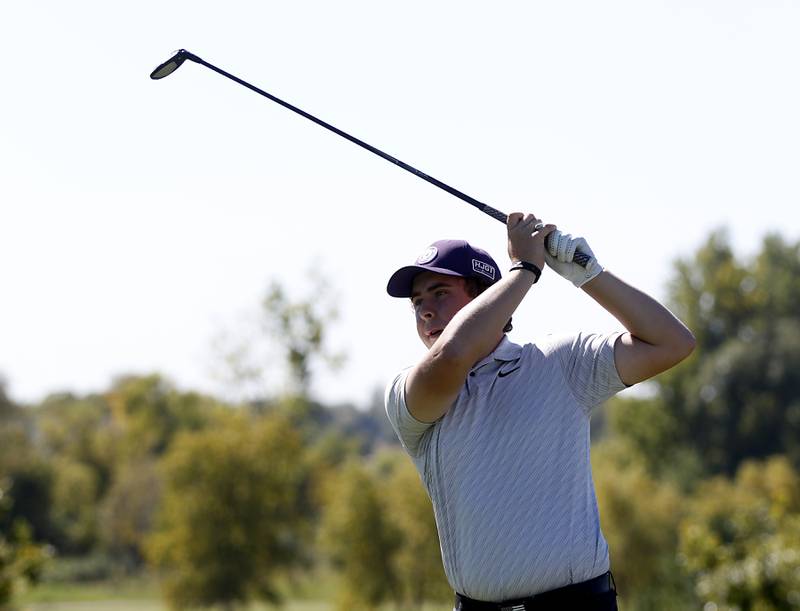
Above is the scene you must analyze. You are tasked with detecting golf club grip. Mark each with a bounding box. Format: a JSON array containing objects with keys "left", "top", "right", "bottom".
[{"left": 481, "top": 204, "right": 591, "bottom": 268}]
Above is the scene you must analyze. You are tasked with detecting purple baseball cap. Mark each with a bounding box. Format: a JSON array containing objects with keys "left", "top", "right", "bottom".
[{"left": 386, "top": 239, "right": 501, "bottom": 297}]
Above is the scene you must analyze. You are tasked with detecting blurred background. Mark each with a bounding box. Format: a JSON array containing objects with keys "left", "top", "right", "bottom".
[{"left": 2, "top": 1, "right": 799, "bottom": 609}]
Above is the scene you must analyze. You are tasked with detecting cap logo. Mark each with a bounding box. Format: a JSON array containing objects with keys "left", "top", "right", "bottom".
[
  {"left": 473, "top": 259, "right": 496, "bottom": 280},
  {"left": 416, "top": 246, "right": 438, "bottom": 265}
]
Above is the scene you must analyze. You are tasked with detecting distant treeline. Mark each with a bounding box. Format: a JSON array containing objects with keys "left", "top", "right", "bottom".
[{"left": 2, "top": 230, "right": 799, "bottom": 611}]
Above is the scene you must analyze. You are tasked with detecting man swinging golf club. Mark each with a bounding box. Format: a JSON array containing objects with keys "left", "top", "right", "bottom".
[
  {"left": 384, "top": 214, "right": 696, "bottom": 611},
  {"left": 149, "top": 54, "right": 694, "bottom": 607}
]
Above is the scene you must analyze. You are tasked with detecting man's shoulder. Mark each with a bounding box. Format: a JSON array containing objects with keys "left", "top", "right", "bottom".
[
  {"left": 506, "top": 334, "right": 561, "bottom": 358},
  {"left": 388, "top": 363, "right": 415, "bottom": 379},
  {"left": 526, "top": 331, "right": 616, "bottom": 355},
  {"left": 384, "top": 364, "right": 414, "bottom": 397},
  {"left": 511, "top": 332, "right": 614, "bottom": 370}
]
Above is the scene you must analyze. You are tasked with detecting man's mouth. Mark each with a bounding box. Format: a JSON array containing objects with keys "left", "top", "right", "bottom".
[{"left": 427, "top": 329, "right": 443, "bottom": 340}]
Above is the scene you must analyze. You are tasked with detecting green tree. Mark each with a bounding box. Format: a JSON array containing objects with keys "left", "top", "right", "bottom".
[
  {"left": 305, "top": 427, "right": 362, "bottom": 513},
  {"left": 379, "top": 450, "right": 452, "bottom": 609},
  {"left": 0, "top": 427, "right": 54, "bottom": 545},
  {"left": 33, "top": 393, "right": 115, "bottom": 554},
  {"left": 0, "top": 379, "right": 18, "bottom": 421},
  {"left": 614, "top": 231, "right": 800, "bottom": 477},
  {"left": 36, "top": 393, "right": 115, "bottom": 496},
  {"left": 216, "top": 273, "right": 343, "bottom": 402},
  {"left": 262, "top": 276, "right": 343, "bottom": 397},
  {"left": 319, "top": 460, "right": 401, "bottom": 611},
  {"left": 679, "top": 455, "right": 800, "bottom": 610},
  {"left": 147, "top": 412, "right": 311, "bottom": 609},
  {"left": 99, "top": 460, "right": 161, "bottom": 570},
  {"left": 0, "top": 479, "right": 51, "bottom": 608},
  {"left": 106, "top": 375, "right": 217, "bottom": 460},
  {"left": 48, "top": 457, "right": 100, "bottom": 554},
  {"left": 34, "top": 381, "right": 218, "bottom": 557},
  {"left": 592, "top": 440, "right": 698, "bottom": 610},
  {"left": 605, "top": 395, "right": 704, "bottom": 489}
]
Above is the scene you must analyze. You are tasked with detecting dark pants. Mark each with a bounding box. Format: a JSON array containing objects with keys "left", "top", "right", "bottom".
[{"left": 454, "top": 571, "right": 618, "bottom": 611}]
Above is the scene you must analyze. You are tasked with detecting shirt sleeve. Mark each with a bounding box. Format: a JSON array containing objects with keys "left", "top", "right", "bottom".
[
  {"left": 550, "top": 331, "right": 628, "bottom": 413},
  {"left": 384, "top": 368, "right": 438, "bottom": 457}
]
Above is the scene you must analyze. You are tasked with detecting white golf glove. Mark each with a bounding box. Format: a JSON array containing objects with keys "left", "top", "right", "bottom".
[{"left": 544, "top": 230, "right": 603, "bottom": 288}]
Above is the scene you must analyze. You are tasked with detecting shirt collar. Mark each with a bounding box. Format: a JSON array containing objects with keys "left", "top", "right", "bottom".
[{"left": 470, "top": 335, "right": 523, "bottom": 372}]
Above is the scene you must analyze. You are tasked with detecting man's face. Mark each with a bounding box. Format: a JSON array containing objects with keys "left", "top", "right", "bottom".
[{"left": 410, "top": 272, "right": 474, "bottom": 349}]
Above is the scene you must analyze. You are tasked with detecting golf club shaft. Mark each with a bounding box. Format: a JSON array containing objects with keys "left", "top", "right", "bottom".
[
  {"left": 175, "top": 51, "right": 590, "bottom": 267},
  {"left": 184, "top": 53, "right": 508, "bottom": 222}
]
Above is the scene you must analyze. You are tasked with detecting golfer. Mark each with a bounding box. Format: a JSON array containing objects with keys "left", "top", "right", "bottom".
[{"left": 384, "top": 213, "right": 695, "bottom": 611}]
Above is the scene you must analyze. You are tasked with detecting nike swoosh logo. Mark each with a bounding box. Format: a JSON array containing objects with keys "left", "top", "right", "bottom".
[{"left": 497, "top": 367, "right": 520, "bottom": 378}]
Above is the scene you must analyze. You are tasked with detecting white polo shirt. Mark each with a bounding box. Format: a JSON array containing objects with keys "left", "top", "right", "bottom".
[{"left": 384, "top": 332, "right": 627, "bottom": 602}]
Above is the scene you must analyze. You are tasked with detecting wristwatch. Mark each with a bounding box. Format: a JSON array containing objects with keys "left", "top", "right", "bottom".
[{"left": 509, "top": 260, "right": 542, "bottom": 283}]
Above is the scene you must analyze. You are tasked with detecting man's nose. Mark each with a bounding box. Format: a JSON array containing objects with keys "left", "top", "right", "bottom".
[{"left": 418, "top": 302, "right": 435, "bottom": 320}]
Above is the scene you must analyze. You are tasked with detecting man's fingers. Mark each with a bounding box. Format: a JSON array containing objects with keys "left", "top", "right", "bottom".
[
  {"left": 507, "top": 212, "right": 525, "bottom": 228},
  {"left": 539, "top": 224, "right": 557, "bottom": 239},
  {"left": 507, "top": 212, "right": 545, "bottom": 233},
  {"left": 547, "top": 229, "right": 561, "bottom": 256},
  {"left": 557, "top": 232, "right": 572, "bottom": 262},
  {"left": 565, "top": 236, "right": 578, "bottom": 262}
]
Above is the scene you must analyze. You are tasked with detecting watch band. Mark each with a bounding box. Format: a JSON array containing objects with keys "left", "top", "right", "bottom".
[{"left": 509, "top": 260, "right": 542, "bottom": 283}]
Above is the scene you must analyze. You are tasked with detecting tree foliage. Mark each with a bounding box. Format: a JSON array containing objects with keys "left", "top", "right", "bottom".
[
  {"left": 106, "top": 375, "right": 216, "bottom": 460},
  {"left": 262, "top": 276, "right": 343, "bottom": 397},
  {"left": 605, "top": 395, "right": 705, "bottom": 489},
  {"left": 0, "top": 479, "right": 51, "bottom": 607},
  {"left": 0, "top": 429, "right": 54, "bottom": 546},
  {"left": 592, "top": 440, "right": 698, "bottom": 610},
  {"left": 99, "top": 460, "right": 161, "bottom": 568},
  {"left": 36, "top": 394, "right": 115, "bottom": 494},
  {"left": 48, "top": 458, "right": 100, "bottom": 554},
  {"left": 613, "top": 231, "right": 800, "bottom": 477},
  {"left": 319, "top": 460, "right": 402, "bottom": 611},
  {"left": 216, "top": 272, "right": 344, "bottom": 401},
  {"left": 380, "top": 451, "right": 452, "bottom": 608},
  {"left": 146, "top": 412, "right": 311, "bottom": 609},
  {"left": 5, "top": 233, "right": 799, "bottom": 609},
  {"left": 679, "top": 456, "right": 800, "bottom": 610},
  {"left": 30, "top": 380, "right": 220, "bottom": 559}
]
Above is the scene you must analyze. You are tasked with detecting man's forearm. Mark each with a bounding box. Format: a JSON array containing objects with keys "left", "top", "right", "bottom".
[
  {"left": 580, "top": 270, "right": 695, "bottom": 384},
  {"left": 435, "top": 270, "right": 536, "bottom": 366},
  {"left": 581, "top": 271, "right": 693, "bottom": 348}
]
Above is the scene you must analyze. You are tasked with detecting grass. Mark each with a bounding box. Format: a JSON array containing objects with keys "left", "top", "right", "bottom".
[
  {"left": 17, "top": 576, "right": 160, "bottom": 603},
  {"left": 20, "top": 598, "right": 449, "bottom": 611},
  {"left": 20, "top": 602, "right": 334, "bottom": 611},
  {"left": 20, "top": 603, "right": 337, "bottom": 611},
  {"left": 15, "top": 572, "right": 452, "bottom": 611}
]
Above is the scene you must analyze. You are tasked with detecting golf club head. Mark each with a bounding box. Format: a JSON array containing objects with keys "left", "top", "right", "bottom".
[{"left": 150, "top": 50, "right": 191, "bottom": 80}]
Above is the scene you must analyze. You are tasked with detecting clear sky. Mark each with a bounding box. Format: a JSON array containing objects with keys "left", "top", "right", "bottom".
[{"left": 2, "top": 1, "right": 798, "bottom": 408}]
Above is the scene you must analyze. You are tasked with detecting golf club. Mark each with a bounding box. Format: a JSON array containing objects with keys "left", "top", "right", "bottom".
[{"left": 151, "top": 49, "right": 590, "bottom": 267}]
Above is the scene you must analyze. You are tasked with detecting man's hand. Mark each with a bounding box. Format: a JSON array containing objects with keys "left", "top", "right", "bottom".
[
  {"left": 506, "top": 212, "right": 556, "bottom": 270},
  {"left": 544, "top": 229, "right": 604, "bottom": 287}
]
